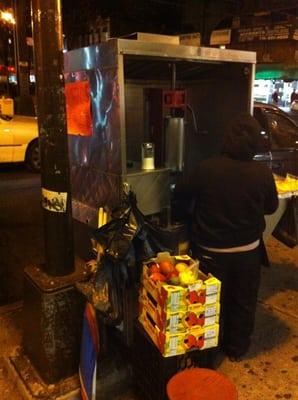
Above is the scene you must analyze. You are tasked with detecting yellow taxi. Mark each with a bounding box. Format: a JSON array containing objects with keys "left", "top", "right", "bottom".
[{"left": 0, "top": 114, "right": 39, "bottom": 171}]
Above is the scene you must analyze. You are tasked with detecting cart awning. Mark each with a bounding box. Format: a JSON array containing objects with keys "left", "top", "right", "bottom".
[{"left": 256, "top": 63, "right": 298, "bottom": 80}]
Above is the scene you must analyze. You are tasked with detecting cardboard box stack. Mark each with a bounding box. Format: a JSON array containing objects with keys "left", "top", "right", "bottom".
[{"left": 139, "top": 252, "right": 221, "bottom": 357}]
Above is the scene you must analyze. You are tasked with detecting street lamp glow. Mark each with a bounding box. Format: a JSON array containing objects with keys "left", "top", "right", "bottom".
[{"left": 0, "top": 10, "right": 16, "bottom": 25}]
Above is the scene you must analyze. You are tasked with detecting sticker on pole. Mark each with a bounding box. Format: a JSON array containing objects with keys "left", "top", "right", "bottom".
[{"left": 42, "top": 188, "right": 68, "bottom": 213}]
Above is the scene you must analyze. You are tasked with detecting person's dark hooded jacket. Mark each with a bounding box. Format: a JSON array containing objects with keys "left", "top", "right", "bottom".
[{"left": 175, "top": 113, "right": 279, "bottom": 248}]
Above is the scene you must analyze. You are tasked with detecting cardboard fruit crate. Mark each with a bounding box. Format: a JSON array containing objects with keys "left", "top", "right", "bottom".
[
  {"left": 139, "top": 310, "right": 219, "bottom": 357},
  {"left": 139, "top": 287, "right": 220, "bottom": 333},
  {"left": 142, "top": 253, "right": 221, "bottom": 313}
]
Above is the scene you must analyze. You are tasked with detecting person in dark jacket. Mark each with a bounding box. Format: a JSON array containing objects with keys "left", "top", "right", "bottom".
[
  {"left": 272, "top": 90, "right": 279, "bottom": 105},
  {"left": 174, "top": 113, "right": 278, "bottom": 361}
]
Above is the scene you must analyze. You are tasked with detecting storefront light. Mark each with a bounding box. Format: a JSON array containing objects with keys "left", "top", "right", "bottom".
[{"left": 0, "top": 10, "right": 16, "bottom": 25}]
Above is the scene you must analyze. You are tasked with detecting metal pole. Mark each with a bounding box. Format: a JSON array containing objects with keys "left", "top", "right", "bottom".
[
  {"left": 12, "top": 23, "right": 18, "bottom": 91},
  {"left": 31, "top": 0, "right": 74, "bottom": 276},
  {"left": 14, "top": 0, "right": 33, "bottom": 114},
  {"left": 171, "top": 62, "right": 176, "bottom": 90},
  {"left": 12, "top": 0, "right": 20, "bottom": 97}
]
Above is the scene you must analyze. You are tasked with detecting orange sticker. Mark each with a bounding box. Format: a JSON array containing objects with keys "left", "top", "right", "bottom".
[{"left": 65, "top": 80, "right": 92, "bottom": 136}]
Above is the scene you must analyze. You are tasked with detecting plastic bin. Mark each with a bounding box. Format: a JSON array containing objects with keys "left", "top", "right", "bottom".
[{"left": 131, "top": 321, "right": 216, "bottom": 400}]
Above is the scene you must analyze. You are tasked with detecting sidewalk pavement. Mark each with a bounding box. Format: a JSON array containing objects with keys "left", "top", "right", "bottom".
[
  {"left": 0, "top": 302, "right": 23, "bottom": 400},
  {"left": 0, "top": 237, "right": 297, "bottom": 400}
]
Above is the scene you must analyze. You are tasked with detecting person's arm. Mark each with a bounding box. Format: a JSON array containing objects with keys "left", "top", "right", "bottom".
[
  {"left": 172, "top": 166, "right": 201, "bottom": 221},
  {"left": 174, "top": 165, "right": 201, "bottom": 201},
  {"left": 263, "top": 169, "right": 279, "bottom": 215}
]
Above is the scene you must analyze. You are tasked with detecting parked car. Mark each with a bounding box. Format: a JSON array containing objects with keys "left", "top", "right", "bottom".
[
  {"left": 0, "top": 114, "right": 39, "bottom": 171},
  {"left": 253, "top": 102, "right": 298, "bottom": 176}
]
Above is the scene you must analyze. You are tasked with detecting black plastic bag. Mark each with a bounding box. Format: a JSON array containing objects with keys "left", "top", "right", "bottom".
[
  {"left": 92, "top": 191, "right": 170, "bottom": 263},
  {"left": 272, "top": 196, "right": 298, "bottom": 248},
  {"left": 78, "top": 191, "right": 174, "bottom": 325},
  {"left": 76, "top": 255, "right": 128, "bottom": 325},
  {"left": 92, "top": 206, "right": 139, "bottom": 261}
]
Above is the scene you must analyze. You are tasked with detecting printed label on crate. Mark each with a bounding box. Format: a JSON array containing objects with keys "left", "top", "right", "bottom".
[
  {"left": 205, "top": 315, "right": 216, "bottom": 326},
  {"left": 205, "top": 294, "right": 218, "bottom": 304},
  {"left": 169, "top": 314, "right": 180, "bottom": 330},
  {"left": 204, "top": 327, "right": 217, "bottom": 339},
  {"left": 206, "top": 283, "right": 218, "bottom": 295},
  {"left": 202, "top": 336, "right": 218, "bottom": 349},
  {"left": 205, "top": 304, "right": 217, "bottom": 317},
  {"left": 168, "top": 336, "right": 179, "bottom": 356},
  {"left": 170, "top": 291, "right": 181, "bottom": 310},
  {"left": 183, "top": 325, "right": 219, "bottom": 351}
]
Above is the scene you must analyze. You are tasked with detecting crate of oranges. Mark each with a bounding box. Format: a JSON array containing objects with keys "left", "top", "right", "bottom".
[{"left": 141, "top": 252, "right": 221, "bottom": 313}]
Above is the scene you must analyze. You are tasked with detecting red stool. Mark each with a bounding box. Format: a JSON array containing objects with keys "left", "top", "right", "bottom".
[{"left": 167, "top": 368, "right": 238, "bottom": 400}]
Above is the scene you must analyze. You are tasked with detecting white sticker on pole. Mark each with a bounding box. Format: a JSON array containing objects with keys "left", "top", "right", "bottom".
[{"left": 41, "top": 188, "right": 67, "bottom": 213}]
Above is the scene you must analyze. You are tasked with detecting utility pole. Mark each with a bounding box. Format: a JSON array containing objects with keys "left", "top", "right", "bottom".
[
  {"left": 32, "top": 0, "right": 74, "bottom": 277},
  {"left": 13, "top": 0, "right": 33, "bottom": 115},
  {"left": 21, "top": 0, "right": 85, "bottom": 386}
]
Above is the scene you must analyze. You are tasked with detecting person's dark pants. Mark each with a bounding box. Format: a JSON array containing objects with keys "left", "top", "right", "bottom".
[{"left": 194, "top": 246, "right": 261, "bottom": 358}]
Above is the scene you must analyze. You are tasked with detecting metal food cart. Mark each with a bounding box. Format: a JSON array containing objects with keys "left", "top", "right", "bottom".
[{"left": 63, "top": 36, "right": 256, "bottom": 245}]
